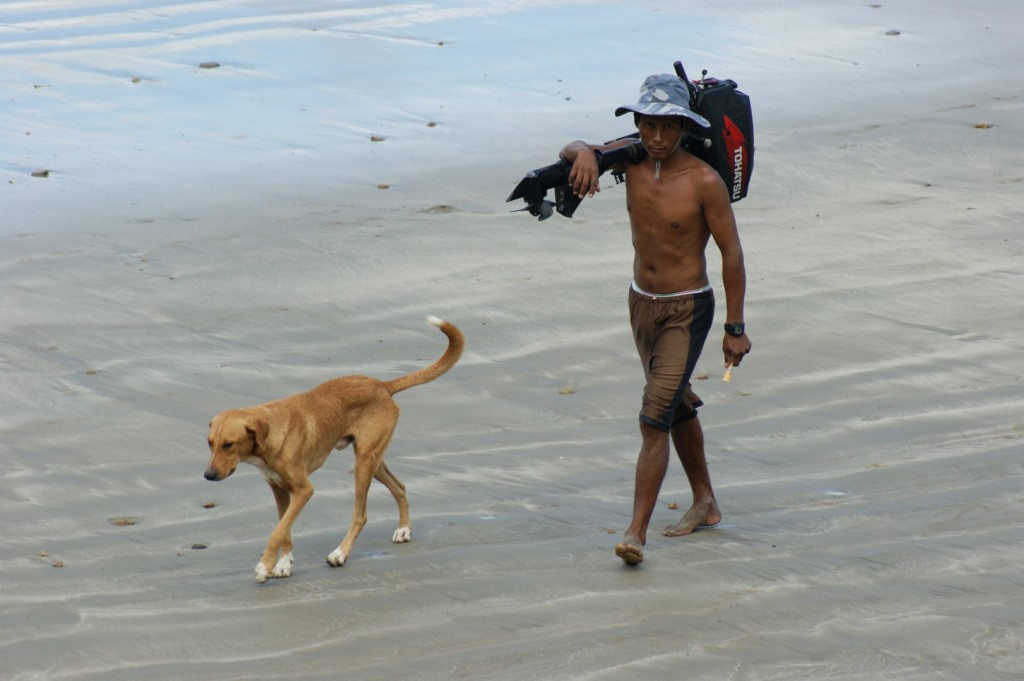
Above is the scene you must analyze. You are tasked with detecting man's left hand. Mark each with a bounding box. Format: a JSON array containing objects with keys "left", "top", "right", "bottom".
[{"left": 723, "top": 333, "right": 751, "bottom": 367}]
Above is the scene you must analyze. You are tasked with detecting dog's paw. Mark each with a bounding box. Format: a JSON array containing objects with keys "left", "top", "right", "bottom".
[
  {"left": 254, "top": 562, "right": 271, "bottom": 583},
  {"left": 392, "top": 527, "right": 412, "bottom": 543},
  {"left": 272, "top": 552, "right": 294, "bottom": 578},
  {"left": 326, "top": 548, "right": 347, "bottom": 567}
]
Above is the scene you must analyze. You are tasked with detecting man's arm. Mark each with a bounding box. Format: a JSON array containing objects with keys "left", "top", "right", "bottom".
[
  {"left": 702, "top": 169, "right": 752, "bottom": 367},
  {"left": 560, "top": 138, "right": 634, "bottom": 199}
]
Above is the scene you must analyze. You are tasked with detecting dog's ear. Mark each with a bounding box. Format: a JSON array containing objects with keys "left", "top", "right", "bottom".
[{"left": 245, "top": 416, "right": 270, "bottom": 454}]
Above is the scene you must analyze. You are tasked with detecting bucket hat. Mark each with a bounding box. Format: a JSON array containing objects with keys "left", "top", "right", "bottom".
[{"left": 615, "top": 73, "right": 710, "bottom": 128}]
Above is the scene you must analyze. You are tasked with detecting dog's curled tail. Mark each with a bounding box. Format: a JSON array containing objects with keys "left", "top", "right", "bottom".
[{"left": 385, "top": 316, "right": 464, "bottom": 395}]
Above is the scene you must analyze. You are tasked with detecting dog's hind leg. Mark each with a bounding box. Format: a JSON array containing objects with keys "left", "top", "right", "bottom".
[
  {"left": 326, "top": 414, "right": 397, "bottom": 568},
  {"left": 372, "top": 462, "right": 411, "bottom": 540},
  {"left": 374, "top": 461, "right": 411, "bottom": 543}
]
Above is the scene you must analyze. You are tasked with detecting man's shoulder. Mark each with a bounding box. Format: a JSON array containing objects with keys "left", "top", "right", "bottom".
[
  {"left": 680, "top": 152, "right": 730, "bottom": 192},
  {"left": 679, "top": 149, "right": 716, "bottom": 173}
]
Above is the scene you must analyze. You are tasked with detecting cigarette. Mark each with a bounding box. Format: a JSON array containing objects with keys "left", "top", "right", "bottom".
[{"left": 723, "top": 362, "right": 733, "bottom": 383}]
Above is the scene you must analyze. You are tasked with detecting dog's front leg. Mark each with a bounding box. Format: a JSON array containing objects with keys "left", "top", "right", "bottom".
[
  {"left": 256, "top": 482, "right": 312, "bottom": 583},
  {"left": 265, "top": 483, "right": 295, "bottom": 580}
]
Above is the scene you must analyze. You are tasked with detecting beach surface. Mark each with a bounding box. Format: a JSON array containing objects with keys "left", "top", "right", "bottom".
[{"left": 2, "top": 1, "right": 1023, "bottom": 679}]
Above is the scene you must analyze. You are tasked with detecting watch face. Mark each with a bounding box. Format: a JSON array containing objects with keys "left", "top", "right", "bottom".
[{"left": 726, "top": 323, "right": 744, "bottom": 336}]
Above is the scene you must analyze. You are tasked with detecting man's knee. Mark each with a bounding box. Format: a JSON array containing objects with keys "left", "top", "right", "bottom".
[{"left": 639, "top": 421, "right": 671, "bottom": 446}]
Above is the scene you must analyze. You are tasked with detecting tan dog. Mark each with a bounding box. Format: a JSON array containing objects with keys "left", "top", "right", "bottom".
[{"left": 204, "top": 316, "right": 463, "bottom": 583}]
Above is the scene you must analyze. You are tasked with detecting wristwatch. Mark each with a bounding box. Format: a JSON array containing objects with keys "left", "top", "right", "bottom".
[{"left": 724, "top": 322, "right": 746, "bottom": 337}]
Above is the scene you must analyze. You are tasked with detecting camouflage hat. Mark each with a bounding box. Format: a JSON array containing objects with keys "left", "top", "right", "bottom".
[{"left": 615, "top": 73, "right": 710, "bottom": 128}]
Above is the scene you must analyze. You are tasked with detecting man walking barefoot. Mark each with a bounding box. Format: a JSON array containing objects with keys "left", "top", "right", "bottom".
[{"left": 559, "top": 74, "right": 751, "bottom": 565}]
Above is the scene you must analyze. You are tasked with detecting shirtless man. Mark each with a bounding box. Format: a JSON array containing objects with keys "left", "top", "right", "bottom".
[{"left": 559, "top": 74, "right": 752, "bottom": 565}]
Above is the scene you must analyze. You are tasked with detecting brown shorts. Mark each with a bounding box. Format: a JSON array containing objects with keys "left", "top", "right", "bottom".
[{"left": 628, "top": 283, "right": 715, "bottom": 431}]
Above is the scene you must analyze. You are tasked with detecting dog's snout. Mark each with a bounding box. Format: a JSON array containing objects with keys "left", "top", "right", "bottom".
[{"left": 204, "top": 467, "right": 220, "bottom": 481}]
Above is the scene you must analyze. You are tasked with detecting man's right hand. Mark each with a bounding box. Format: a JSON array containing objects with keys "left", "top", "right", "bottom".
[{"left": 562, "top": 143, "right": 601, "bottom": 199}]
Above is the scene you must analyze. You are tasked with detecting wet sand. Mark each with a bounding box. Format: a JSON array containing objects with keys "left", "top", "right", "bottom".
[{"left": 2, "top": 1, "right": 1023, "bottom": 679}]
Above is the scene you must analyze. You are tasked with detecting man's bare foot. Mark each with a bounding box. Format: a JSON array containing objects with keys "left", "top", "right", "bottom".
[
  {"left": 615, "top": 541, "right": 644, "bottom": 565},
  {"left": 663, "top": 498, "right": 721, "bottom": 537}
]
